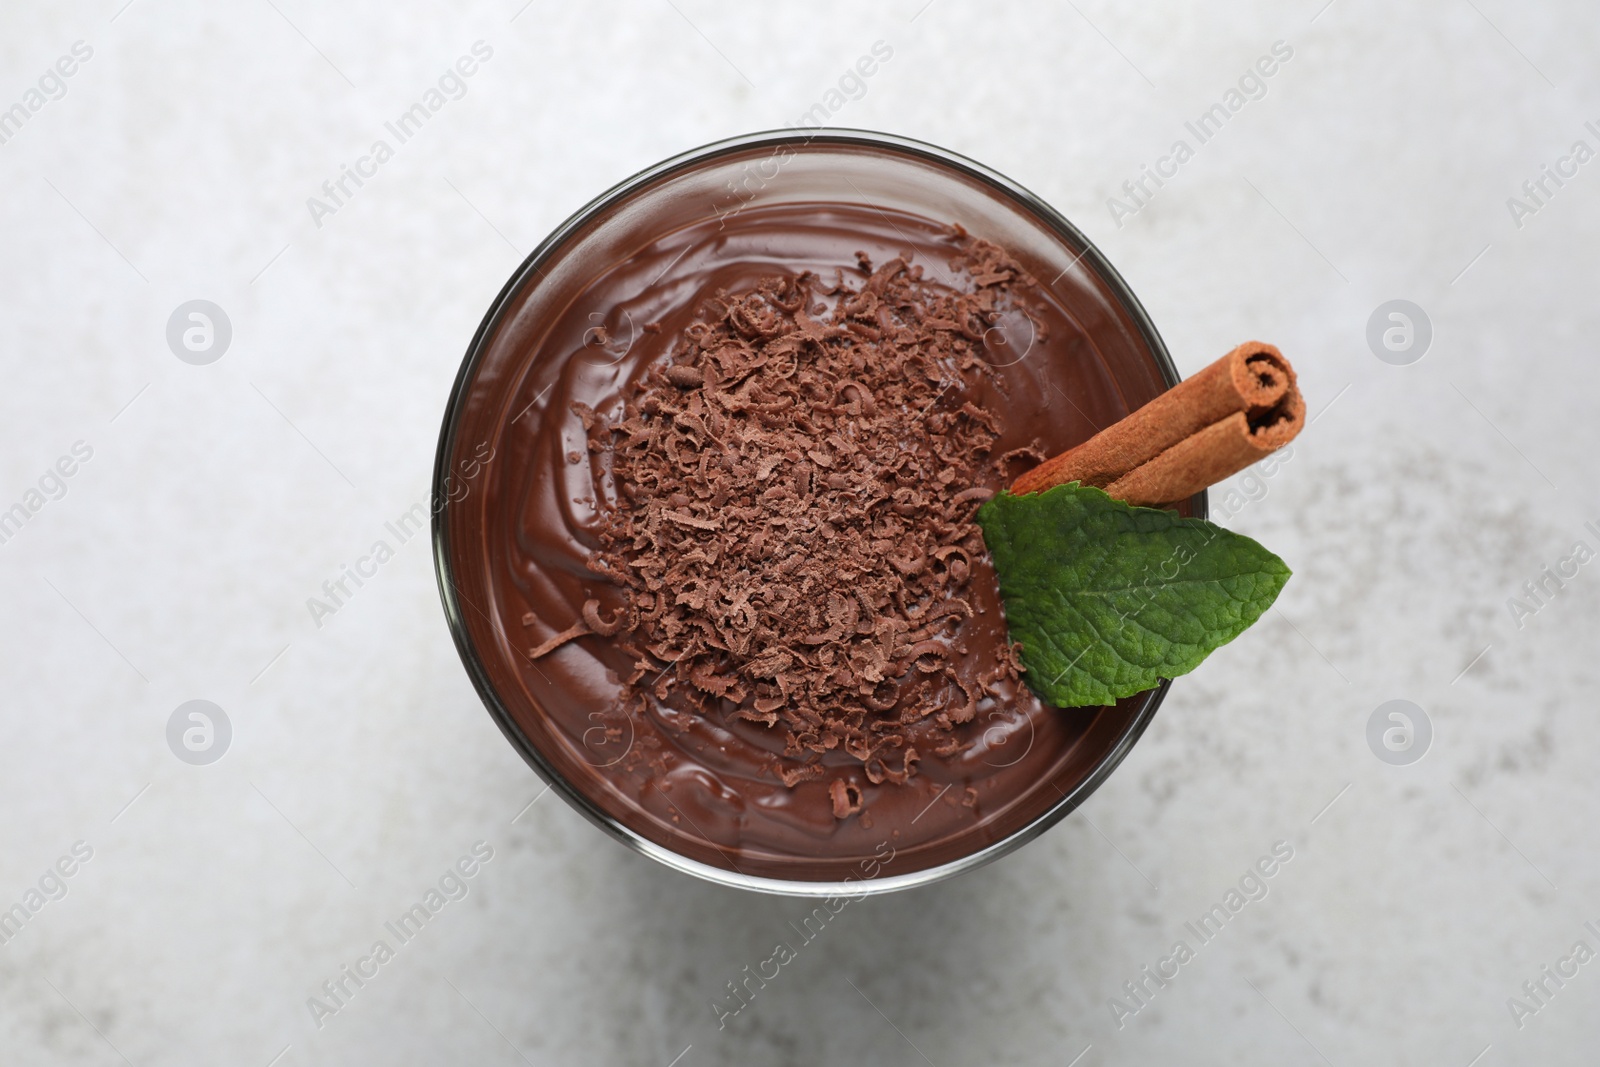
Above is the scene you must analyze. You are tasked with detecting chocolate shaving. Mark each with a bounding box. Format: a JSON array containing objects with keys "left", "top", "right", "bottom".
[
  {"left": 528, "top": 618, "right": 591, "bottom": 659},
  {"left": 581, "top": 598, "right": 630, "bottom": 637},
  {"left": 830, "top": 779, "right": 865, "bottom": 819},
  {"left": 585, "top": 239, "right": 1030, "bottom": 793}
]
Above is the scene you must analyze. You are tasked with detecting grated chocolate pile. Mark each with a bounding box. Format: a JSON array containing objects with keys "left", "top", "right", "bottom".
[{"left": 573, "top": 239, "right": 1037, "bottom": 796}]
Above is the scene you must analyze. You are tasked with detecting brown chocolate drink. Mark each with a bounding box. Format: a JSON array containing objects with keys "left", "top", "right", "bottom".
[
  {"left": 441, "top": 197, "right": 1184, "bottom": 883},
  {"left": 436, "top": 134, "right": 1191, "bottom": 888}
]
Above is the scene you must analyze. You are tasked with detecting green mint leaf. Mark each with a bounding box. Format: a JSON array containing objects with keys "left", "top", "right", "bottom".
[{"left": 976, "top": 484, "right": 1290, "bottom": 707}]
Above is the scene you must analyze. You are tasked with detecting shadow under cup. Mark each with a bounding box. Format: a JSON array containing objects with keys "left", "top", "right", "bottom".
[{"left": 433, "top": 130, "right": 1200, "bottom": 896}]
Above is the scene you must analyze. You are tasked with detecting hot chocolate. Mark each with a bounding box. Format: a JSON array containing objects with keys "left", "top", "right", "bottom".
[{"left": 440, "top": 189, "right": 1187, "bottom": 883}]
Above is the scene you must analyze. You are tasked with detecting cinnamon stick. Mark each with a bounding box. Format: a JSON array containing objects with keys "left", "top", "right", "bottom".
[{"left": 1012, "top": 341, "right": 1303, "bottom": 507}]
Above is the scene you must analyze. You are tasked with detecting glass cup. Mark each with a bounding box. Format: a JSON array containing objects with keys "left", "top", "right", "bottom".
[{"left": 432, "top": 129, "right": 1202, "bottom": 896}]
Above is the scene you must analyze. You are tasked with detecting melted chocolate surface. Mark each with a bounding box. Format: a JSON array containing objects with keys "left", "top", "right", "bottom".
[{"left": 445, "top": 198, "right": 1179, "bottom": 882}]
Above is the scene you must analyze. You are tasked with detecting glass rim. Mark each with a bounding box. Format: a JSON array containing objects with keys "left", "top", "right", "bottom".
[{"left": 431, "top": 127, "right": 1205, "bottom": 897}]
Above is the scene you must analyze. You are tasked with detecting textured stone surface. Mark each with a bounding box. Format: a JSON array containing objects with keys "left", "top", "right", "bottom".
[{"left": 1, "top": 1, "right": 1596, "bottom": 1064}]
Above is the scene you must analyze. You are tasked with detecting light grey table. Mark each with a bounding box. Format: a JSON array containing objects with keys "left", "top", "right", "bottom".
[{"left": 2, "top": 2, "right": 1596, "bottom": 1064}]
